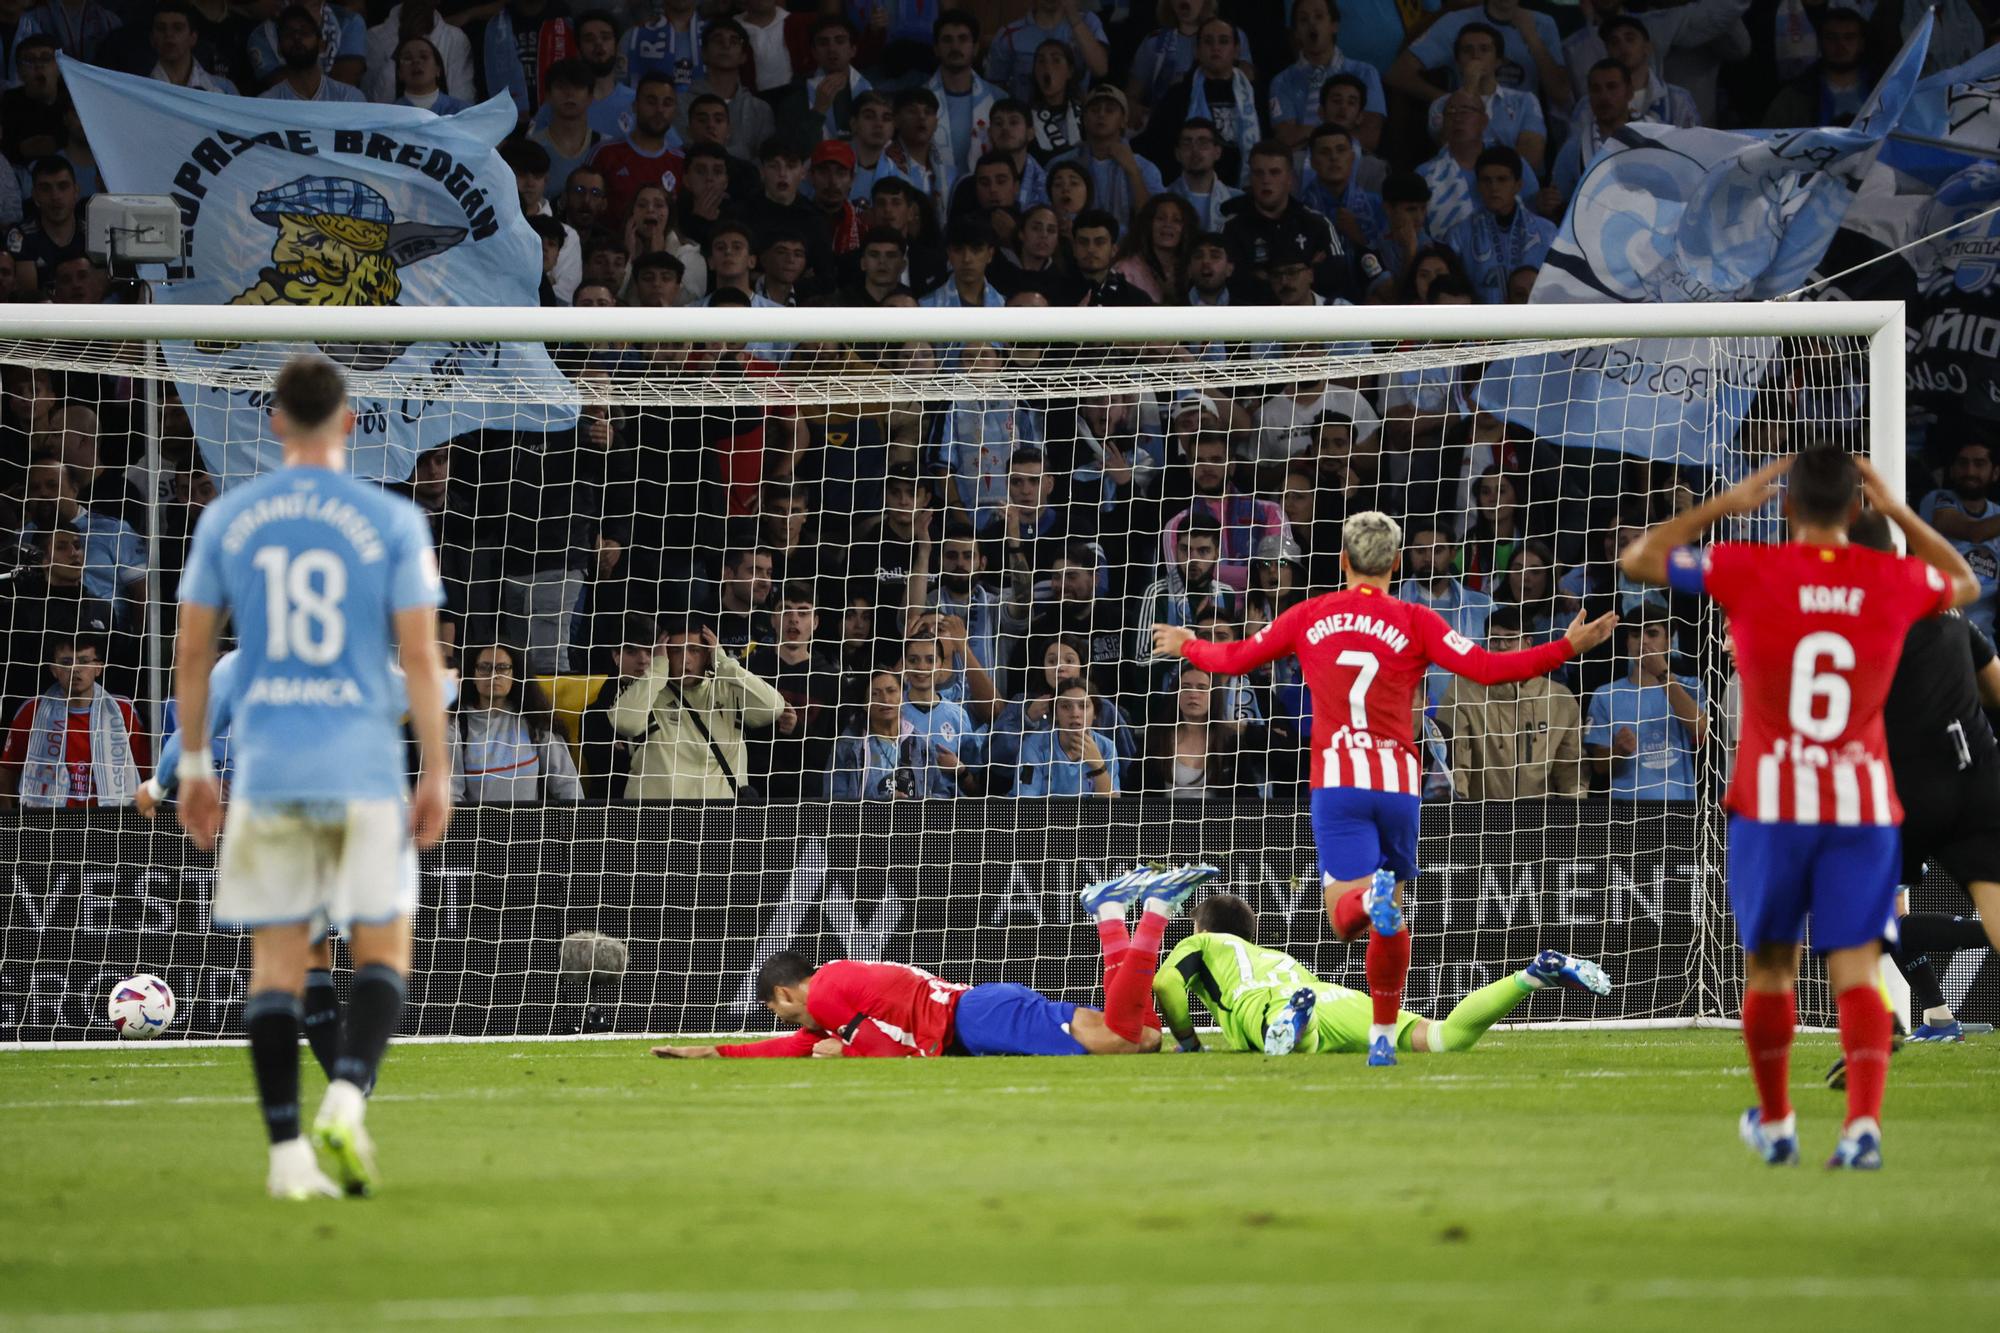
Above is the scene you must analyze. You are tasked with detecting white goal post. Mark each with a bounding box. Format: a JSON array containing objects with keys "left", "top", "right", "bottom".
[{"left": 0, "top": 299, "right": 1906, "bottom": 1045}]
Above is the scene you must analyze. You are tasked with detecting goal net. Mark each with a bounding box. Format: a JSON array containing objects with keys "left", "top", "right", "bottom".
[{"left": 0, "top": 301, "right": 1913, "bottom": 1044}]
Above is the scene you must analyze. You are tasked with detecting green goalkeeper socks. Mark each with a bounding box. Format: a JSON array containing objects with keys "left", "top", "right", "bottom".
[{"left": 1434, "top": 972, "right": 1537, "bottom": 1053}]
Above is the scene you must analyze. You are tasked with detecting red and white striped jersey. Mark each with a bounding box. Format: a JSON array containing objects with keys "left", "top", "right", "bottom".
[
  {"left": 1181, "top": 585, "right": 1574, "bottom": 792},
  {"left": 1668, "top": 542, "right": 1952, "bottom": 826}
]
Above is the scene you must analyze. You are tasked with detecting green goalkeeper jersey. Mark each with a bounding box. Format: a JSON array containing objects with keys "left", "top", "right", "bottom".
[{"left": 1157, "top": 932, "right": 1376, "bottom": 1053}]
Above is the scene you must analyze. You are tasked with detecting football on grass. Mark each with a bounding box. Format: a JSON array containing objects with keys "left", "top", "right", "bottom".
[{"left": 107, "top": 975, "right": 175, "bottom": 1039}]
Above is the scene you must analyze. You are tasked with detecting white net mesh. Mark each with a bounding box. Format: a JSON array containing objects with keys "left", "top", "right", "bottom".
[{"left": 0, "top": 308, "right": 1889, "bottom": 1041}]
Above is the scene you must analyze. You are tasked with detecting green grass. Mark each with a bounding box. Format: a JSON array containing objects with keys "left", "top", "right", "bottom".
[{"left": 2, "top": 1031, "right": 1996, "bottom": 1332}]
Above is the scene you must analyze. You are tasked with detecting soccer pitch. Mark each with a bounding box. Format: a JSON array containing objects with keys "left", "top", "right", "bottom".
[{"left": 2, "top": 1032, "right": 1995, "bottom": 1331}]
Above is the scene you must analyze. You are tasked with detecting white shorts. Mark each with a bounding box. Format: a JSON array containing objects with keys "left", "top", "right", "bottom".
[{"left": 212, "top": 799, "right": 418, "bottom": 932}]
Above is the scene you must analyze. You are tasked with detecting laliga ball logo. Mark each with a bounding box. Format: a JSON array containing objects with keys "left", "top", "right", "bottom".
[{"left": 107, "top": 974, "right": 176, "bottom": 1039}]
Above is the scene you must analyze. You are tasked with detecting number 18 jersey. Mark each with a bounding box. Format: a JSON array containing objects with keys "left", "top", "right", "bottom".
[
  {"left": 179, "top": 465, "right": 442, "bottom": 803},
  {"left": 1669, "top": 542, "right": 1951, "bottom": 825}
]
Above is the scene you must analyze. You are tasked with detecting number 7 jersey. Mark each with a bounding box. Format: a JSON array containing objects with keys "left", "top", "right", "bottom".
[
  {"left": 179, "top": 465, "right": 442, "bottom": 804},
  {"left": 1181, "top": 584, "right": 1575, "bottom": 791},
  {"left": 1669, "top": 542, "right": 1952, "bottom": 825}
]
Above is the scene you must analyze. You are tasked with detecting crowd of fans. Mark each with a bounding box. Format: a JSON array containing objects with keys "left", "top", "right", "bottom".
[{"left": 0, "top": 0, "right": 1995, "bottom": 809}]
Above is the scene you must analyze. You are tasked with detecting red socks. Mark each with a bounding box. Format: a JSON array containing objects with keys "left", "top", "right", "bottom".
[
  {"left": 1103, "top": 910, "right": 1168, "bottom": 1043},
  {"left": 1329, "top": 887, "right": 1369, "bottom": 942},
  {"left": 1366, "top": 925, "right": 1410, "bottom": 1027},
  {"left": 1741, "top": 988, "right": 1796, "bottom": 1123},
  {"left": 1096, "top": 917, "right": 1129, "bottom": 957},
  {"left": 1835, "top": 985, "right": 1892, "bottom": 1129}
]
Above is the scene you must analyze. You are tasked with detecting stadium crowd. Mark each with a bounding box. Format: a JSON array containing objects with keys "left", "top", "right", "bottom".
[{"left": 0, "top": 0, "right": 1995, "bottom": 809}]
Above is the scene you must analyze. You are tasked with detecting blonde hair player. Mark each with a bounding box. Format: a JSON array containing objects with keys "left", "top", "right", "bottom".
[{"left": 1153, "top": 511, "right": 1615, "bottom": 1066}]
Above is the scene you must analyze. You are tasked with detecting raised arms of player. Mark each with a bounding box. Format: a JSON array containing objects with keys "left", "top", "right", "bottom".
[
  {"left": 1621, "top": 456, "right": 1980, "bottom": 608},
  {"left": 1417, "top": 606, "right": 1616, "bottom": 683},
  {"left": 1853, "top": 460, "right": 1981, "bottom": 607},
  {"left": 1620, "top": 457, "right": 1788, "bottom": 586}
]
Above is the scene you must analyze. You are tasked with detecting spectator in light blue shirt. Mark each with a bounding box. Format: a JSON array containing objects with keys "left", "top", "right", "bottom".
[
  {"left": 1128, "top": 1, "right": 1254, "bottom": 122},
  {"left": 621, "top": 0, "right": 704, "bottom": 96},
  {"left": 257, "top": 6, "right": 367, "bottom": 103},
  {"left": 21, "top": 459, "right": 146, "bottom": 612},
  {"left": 1267, "top": 0, "right": 1386, "bottom": 156},
  {"left": 984, "top": 0, "right": 1109, "bottom": 101},
  {"left": 1301, "top": 124, "right": 1387, "bottom": 258},
  {"left": 1392, "top": 0, "right": 1565, "bottom": 103},
  {"left": 1051, "top": 86, "right": 1164, "bottom": 231},
  {"left": 390, "top": 35, "right": 471, "bottom": 115},
  {"left": 1016, "top": 682, "right": 1118, "bottom": 797},
  {"left": 1398, "top": 523, "right": 1493, "bottom": 708},
  {"left": 828, "top": 669, "right": 920, "bottom": 801},
  {"left": 1421, "top": 22, "right": 1546, "bottom": 176},
  {"left": 1585, "top": 619, "right": 1708, "bottom": 801},
  {"left": 1444, "top": 146, "right": 1555, "bottom": 305},
  {"left": 248, "top": 0, "right": 365, "bottom": 90},
  {"left": 1418, "top": 89, "right": 1539, "bottom": 236},
  {"left": 901, "top": 638, "right": 981, "bottom": 798}
]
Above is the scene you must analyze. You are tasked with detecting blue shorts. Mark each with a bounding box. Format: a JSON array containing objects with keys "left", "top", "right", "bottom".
[
  {"left": 950, "top": 983, "right": 1088, "bottom": 1057},
  {"left": 1726, "top": 816, "right": 1901, "bottom": 954},
  {"left": 1311, "top": 786, "right": 1421, "bottom": 884}
]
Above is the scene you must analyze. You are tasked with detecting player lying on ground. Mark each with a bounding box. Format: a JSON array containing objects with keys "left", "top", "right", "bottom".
[
  {"left": 175, "top": 356, "right": 453, "bottom": 1200},
  {"left": 652, "top": 864, "right": 1218, "bottom": 1058},
  {"left": 1623, "top": 447, "right": 1979, "bottom": 1170},
  {"left": 1851, "top": 511, "right": 2000, "bottom": 1043},
  {"left": 1152, "top": 510, "right": 1617, "bottom": 1068},
  {"left": 1153, "top": 892, "right": 1612, "bottom": 1057}
]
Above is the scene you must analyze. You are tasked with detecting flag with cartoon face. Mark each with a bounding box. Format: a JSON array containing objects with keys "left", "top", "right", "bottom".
[{"left": 62, "top": 59, "right": 576, "bottom": 488}]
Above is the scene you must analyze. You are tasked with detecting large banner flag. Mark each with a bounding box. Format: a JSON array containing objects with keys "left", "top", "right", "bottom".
[
  {"left": 1475, "top": 15, "right": 1933, "bottom": 467},
  {"left": 1806, "top": 43, "right": 2000, "bottom": 432},
  {"left": 63, "top": 59, "right": 575, "bottom": 487}
]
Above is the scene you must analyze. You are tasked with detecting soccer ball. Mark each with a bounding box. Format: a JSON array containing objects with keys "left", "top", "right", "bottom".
[{"left": 107, "top": 974, "right": 175, "bottom": 1039}]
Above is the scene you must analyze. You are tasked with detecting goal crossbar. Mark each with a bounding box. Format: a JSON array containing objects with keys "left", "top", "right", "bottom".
[{"left": 4, "top": 299, "right": 1909, "bottom": 345}]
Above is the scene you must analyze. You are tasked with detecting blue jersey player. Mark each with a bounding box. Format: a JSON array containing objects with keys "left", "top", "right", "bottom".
[
  {"left": 175, "top": 356, "right": 452, "bottom": 1201},
  {"left": 142, "top": 651, "right": 449, "bottom": 1093}
]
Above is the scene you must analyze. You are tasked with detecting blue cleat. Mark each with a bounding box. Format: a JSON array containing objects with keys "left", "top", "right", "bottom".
[
  {"left": 1263, "top": 987, "right": 1317, "bottom": 1056},
  {"left": 1527, "top": 949, "right": 1613, "bottom": 997},
  {"left": 1366, "top": 1034, "right": 1398, "bottom": 1067},
  {"left": 1908, "top": 1020, "right": 1965, "bottom": 1043},
  {"left": 1080, "top": 868, "right": 1147, "bottom": 914},
  {"left": 1826, "top": 1118, "right": 1883, "bottom": 1170},
  {"left": 1363, "top": 869, "right": 1403, "bottom": 935},
  {"left": 1081, "top": 863, "right": 1220, "bottom": 917},
  {"left": 1739, "top": 1108, "right": 1800, "bottom": 1165}
]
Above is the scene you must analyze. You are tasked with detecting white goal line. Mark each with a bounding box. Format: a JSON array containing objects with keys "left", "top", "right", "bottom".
[{"left": 1, "top": 1017, "right": 1792, "bottom": 1054}]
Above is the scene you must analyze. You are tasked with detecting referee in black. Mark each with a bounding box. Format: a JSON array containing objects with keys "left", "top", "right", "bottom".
[{"left": 1852, "top": 511, "right": 2000, "bottom": 1041}]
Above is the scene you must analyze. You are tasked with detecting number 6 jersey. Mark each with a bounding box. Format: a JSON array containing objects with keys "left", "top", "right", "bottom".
[
  {"left": 1668, "top": 542, "right": 1952, "bottom": 825},
  {"left": 1181, "top": 584, "right": 1575, "bottom": 791},
  {"left": 179, "top": 465, "right": 442, "bottom": 803}
]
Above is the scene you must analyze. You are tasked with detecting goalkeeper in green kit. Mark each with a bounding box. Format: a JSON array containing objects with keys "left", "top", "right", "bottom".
[{"left": 1156, "top": 894, "right": 1613, "bottom": 1056}]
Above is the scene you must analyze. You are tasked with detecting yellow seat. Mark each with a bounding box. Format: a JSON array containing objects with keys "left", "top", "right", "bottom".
[{"left": 537, "top": 674, "right": 606, "bottom": 771}]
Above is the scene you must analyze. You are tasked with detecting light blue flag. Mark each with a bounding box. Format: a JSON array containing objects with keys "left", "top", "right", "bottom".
[
  {"left": 62, "top": 59, "right": 575, "bottom": 488},
  {"left": 1896, "top": 39, "right": 2000, "bottom": 146},
  {"left": 1475, "top": 16, "right": 1933, "bottom": 465}
]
